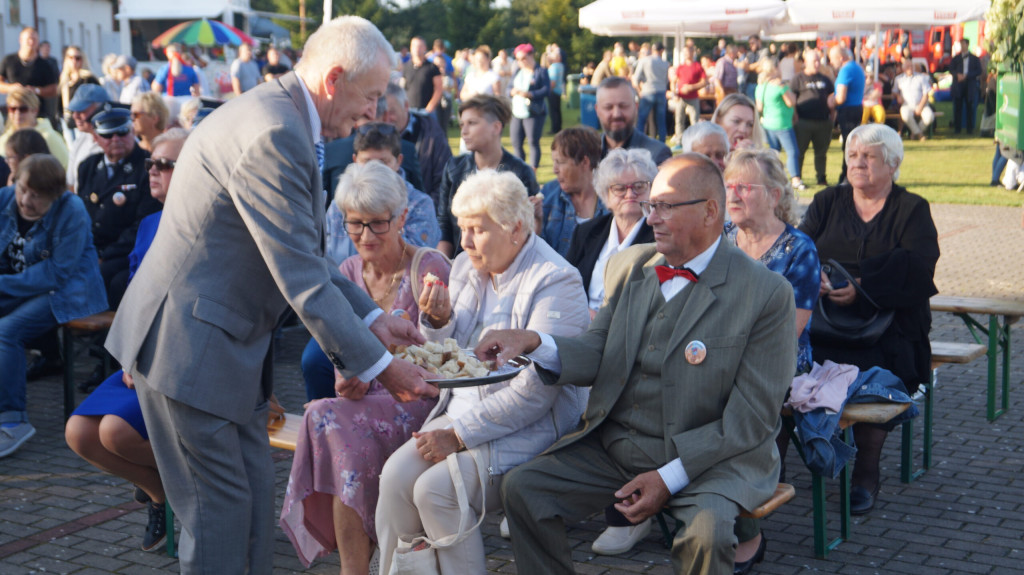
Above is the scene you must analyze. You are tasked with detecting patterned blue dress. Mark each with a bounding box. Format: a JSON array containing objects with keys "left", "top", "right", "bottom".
[{"left": 726, "top": 222, "right": 819, "bottom": 373}]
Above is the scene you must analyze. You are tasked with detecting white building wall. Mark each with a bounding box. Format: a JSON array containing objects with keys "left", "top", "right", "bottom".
[{"left": 2, "top": 0, "right": 115, "bottom": 62}]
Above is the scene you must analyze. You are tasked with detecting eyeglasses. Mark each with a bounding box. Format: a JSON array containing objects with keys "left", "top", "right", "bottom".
[
  {"left": 607, "top": 181, "right": 651, "bottom": 197},
  {"left": 97, "top": 129, "right": 132, "bottom": 139},
  {"left": 145, "top": 158, "right": 176, "bottom": 172},
  {"left": 355, "top": 123, "right": 397, "bottom": 137},
  {"left": 7, "top": 106, "right": 30, "bottom": 114},
  {"left": 69, "top": 54, "right": 83, "bottom": 61},
  {"left": 725, "top": 183, "right": 767, "bottom": 198},
  {"left": 343, "top": 216, "right": 394, "bottom": 235},
  {"left": 640, "top": 198, "right": 708, "bottom": 219}
]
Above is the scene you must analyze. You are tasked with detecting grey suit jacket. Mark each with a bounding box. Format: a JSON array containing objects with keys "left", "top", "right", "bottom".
[
  {"left": 106, "top": 72, "right": 385, "bottom": 424},
  {"left": 544, "top": 239, "right": 795, "bottom": 511}
]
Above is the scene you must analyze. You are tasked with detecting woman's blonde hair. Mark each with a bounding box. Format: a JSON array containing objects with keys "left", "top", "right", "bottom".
[
  {"left": 5, "top": 87, "right": 39, "bottom": 132},
  {"left": 723, "top": 148, "right": 799, "bottom": 225},
  {"left": 133, "top": 92, "right": 170, "bottom": 131},
  {"left": 451, "top": 170, "right": 533, "bottom": 233}
]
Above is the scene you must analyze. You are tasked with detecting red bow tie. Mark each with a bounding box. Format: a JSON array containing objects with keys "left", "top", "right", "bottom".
[{"left": 655, "top": 265, "right": 699, "bottom": 284}]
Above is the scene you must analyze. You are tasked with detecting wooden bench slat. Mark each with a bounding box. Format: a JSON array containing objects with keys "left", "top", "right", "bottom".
[
  {"left": 268, "top": 412, "right": 301, "bottom": 451},
  {"left": 739, "top": 483, "right": 795, "bottom": 519},
  {"left": 64, "top": 311, "right": 116, "bottom": 331},
  {"left": 931, "top": 341, "right": 987, "bottom": 366},
  {"left": 930, "top": 296, "right": 1024, "bottom": 318}
]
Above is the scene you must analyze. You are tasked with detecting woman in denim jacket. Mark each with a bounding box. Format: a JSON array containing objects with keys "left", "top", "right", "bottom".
[{"left": 0, "top": 154, "right": 107, "bottom": 458}]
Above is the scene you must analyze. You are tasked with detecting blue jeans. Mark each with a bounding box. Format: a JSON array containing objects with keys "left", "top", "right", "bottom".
[
  {"left": 510, "top": 115, "right": 546, "bottom": 169},
  {"left": 764, "top": 127, "right": 802, "bottom": 179},
  {"left": 637, "top": 92, "right": 668, "bottom": 142},
  {"left": 301, "top": 336, "right": 336, "bottom": 402},
  {"left": 993, "top": 147, "right": 1008, "bottom": 184},
  {"left": 0, "top": 294, "right": 57, "bottom": 419}
]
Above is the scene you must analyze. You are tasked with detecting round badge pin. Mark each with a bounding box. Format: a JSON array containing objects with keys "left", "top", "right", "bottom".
[
  {"left": 684, "top": 340, "right": 707, "bottom": 365},
  {"left": 90, "top": 193, "right": 99, "bottom": 204}
]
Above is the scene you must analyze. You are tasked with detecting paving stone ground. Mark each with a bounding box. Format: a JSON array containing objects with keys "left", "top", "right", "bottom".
[{"left": 2, "top": 202, "right": 1022, "bottom": 574}]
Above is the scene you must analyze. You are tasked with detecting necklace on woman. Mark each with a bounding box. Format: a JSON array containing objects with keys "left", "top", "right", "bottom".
[{"left": 363, "top": 242, "right": 408, "bottom": 310}]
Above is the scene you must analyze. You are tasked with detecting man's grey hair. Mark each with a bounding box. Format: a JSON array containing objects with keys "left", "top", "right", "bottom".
[
  {"left": 377, "top": 82, "right": 407, "bottom": 117},
  {"left": 593, "top": 148, "right": 658, "bottom": 204},
  {"left": 335, "top": 160, "right": 409, "bottom": 216},
  {"left": 846, "top": 123, "right": 904, "bottom": 181},
  {"left": 681, "top": 122, "right": 729, "bottom": 155},
  {"left": 295, "top": 16, "right": 396, "bottom": 80},
  {"left": 597, "top": 76, "right": 636, "bottom": 99}
]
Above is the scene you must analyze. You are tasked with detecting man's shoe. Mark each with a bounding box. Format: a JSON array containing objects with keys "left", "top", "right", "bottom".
[
  {"left": 591, "top": 519, "right": 651, "bottom": 555},
  {"left": 816, "top": 177, "right": 828, "bottom": 186},
  {"left": 0, "top": 423, "right": 36, "bottom": 458},
  {"left": 733, "top": 533, "right": 766, "bottom": 575},
  {"left": 141, "top": 501, "right": 167, "bottom": 551},
  {"left": 26, "top": 354, "right": 64, "bottom": 381},
  {"left": 499, "top": 516, "right": 510, "bottom": 539},
  {"left": 850, "top": 485, "right": 879, "bottom": 516}
]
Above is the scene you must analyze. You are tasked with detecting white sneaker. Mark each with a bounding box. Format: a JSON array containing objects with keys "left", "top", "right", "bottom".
[
  {"left": 591, "top": 519, "right": 652, "bottom": 555},
  {"left": 0, "top": 422, "right": 35, "bottom": 458},
  {"left": 369, "top": 545, "right": 380, "bottom": 575},
  {"left": 499, "top": 516, "right": 510, "bottom": 539}
]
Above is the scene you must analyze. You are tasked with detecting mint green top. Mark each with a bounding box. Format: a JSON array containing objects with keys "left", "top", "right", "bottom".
[{"left": 755, "top": 81, "right": 794, "bottom": 131}]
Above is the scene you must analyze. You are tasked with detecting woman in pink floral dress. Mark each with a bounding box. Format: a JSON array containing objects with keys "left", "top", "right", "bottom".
[{"left": 280, "top": 162, "right": 450, "bottom": 573}]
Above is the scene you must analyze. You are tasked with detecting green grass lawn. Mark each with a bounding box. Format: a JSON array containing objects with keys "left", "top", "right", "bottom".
[{"left": 445, "top": 100, "right": 1021, "bottom": 207}]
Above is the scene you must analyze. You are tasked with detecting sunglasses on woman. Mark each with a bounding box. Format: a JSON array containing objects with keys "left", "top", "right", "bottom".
[
  {"left": 145, "top": 158, "right": 176, "bottom": 172},
  {"left": 7, "top": 106, "right": 30, "bottom": 114}
]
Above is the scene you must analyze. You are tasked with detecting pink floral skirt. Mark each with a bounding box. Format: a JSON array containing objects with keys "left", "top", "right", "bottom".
[{"left": 279, "top": 382, "right": 437, "bottom": 567}]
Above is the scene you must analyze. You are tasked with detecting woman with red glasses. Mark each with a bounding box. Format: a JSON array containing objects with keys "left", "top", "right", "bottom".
[
  {"left": 0, "top": 87, "right": 68, "bottom": 169},
  {"left": 66, "top": 127, "right": 189, "bottom": 553}
]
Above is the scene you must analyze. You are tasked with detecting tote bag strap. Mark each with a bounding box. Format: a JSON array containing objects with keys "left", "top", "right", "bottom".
[
  {"left": 407, "top": 448, "right": 490, "bottom": 550},
  {"left": 825, "top": 258, "right": 883, "bottom": 310}
]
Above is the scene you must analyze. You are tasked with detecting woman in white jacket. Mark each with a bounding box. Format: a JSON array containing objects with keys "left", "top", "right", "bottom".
[{"left": 376, "top": 169, "right": 590, "bottom": 574}]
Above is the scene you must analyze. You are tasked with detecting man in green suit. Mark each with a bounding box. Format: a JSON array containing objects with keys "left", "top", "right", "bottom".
[{"left": 476, "top": 153, "right": 796, "bottom": 574}]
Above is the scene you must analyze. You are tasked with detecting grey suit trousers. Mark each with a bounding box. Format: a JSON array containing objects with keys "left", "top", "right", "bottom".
[
  {"left": 501, "top": 433, "right": 740, "bottom": 575},
  {"left": 135, "top": 368, "right": 274, "bottom": 575}
]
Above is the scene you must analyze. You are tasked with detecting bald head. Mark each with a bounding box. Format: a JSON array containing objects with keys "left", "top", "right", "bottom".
[{"left": 647, "top": 154, "right": 725, "bottom": 266}]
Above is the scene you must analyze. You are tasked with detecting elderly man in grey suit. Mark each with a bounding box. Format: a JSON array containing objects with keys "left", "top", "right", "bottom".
[
  {"left": 105, "top": 17, "right": 437, "bottom": 574},
  {"left": 476, "top": 154, "right": 795, "bottom": 575}
]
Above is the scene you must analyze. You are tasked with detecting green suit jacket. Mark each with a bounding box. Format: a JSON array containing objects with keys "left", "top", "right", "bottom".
[{"left": 544, "top": 238, "right": 796, "bottom": 511}]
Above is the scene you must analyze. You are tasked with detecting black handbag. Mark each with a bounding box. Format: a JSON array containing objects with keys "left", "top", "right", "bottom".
[{"left": 810, "top": 259, "right": 894, "bottom": 348}]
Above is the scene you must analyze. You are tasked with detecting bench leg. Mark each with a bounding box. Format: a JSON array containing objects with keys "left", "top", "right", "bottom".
[
  {"left": 62, "top": 328, "right": 75, "bottom": 422},
  {"left": 655, "top": 510, "right": 679, "bottom": 549},
  {"left": 900, "top": 377, "right": 933, "bottom": 483},
  {"left": 783, "top": 415, "right": 846, "bottom": 558},
  {"left": 999, "top": 316, "right": 1011, "bottom": 420}
]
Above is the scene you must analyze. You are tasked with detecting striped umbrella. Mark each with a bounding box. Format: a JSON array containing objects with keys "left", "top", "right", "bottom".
[{"left": 151, "top": 19, "right": 256, "bottom": 48}]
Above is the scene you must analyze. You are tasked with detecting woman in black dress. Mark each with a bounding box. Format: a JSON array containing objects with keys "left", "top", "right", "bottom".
[{"left": 798, "top": 123, "right": 939, "bottom": 515}]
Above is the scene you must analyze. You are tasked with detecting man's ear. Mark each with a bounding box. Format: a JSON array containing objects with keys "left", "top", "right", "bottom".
[{"left": 324, "top": 65, "right": 345, "bottom": 98}]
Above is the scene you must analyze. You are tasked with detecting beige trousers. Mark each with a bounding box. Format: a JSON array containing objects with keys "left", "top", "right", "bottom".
[{"left": 376, "top": 415, "right": 501, "bottom": 575}]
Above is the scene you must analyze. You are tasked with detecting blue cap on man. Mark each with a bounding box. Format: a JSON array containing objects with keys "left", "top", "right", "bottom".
[{"left": 67, "top": 84, "right": 111, "bottom": 113}]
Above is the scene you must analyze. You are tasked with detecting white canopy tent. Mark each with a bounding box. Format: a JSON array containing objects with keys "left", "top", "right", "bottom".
[{"left": 578, "top": 0, "right": 788, "bottom": 63}]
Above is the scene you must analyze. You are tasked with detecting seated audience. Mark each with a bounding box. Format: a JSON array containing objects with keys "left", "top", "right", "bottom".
[
  {"left": 0, "top": 154, "right": 107, "bottom": 458},
  {"left": 323, "top": 115, "right": 424, "bottom": 202},
  {"left": 64, "top": 128, "right": 188, "bottom": 551},
  {"left": 378, "top": 82, "right": 452, "bottom": 204},
  {"left": 77, "top": 107, "right": 160, "bottom": 311},
  {"left": 0, "top": 87, "right": 68, "bottom": 170},
  {"left": 478, "top": 154, "right": 796, "bottom": 575},
  {"left": 566, "top": 148, "right": 656, "bottom": 321},
  {"left": 324, "top": 122, "right": 440, "bottom": 265},
  {"left": 712, "top": 92, "right": 763, "bottom": 151},
  {"left": 595, "top": 77, "right": 672, "bottom": 164},
  {"left": 540, "top": 126, "right": 606, "bottom": 257},
  {"left": 799, "top": 123, "right": 938, "bottom": 515},
  {"left": 130, "top": 92, "right": 169, "bottom": 152},
  {"left": 261, "top": 46, "right": 291, "bottom": 82},
  {"left": 376, "top": 170, "right": 590, "bottom": 575},
  {"left": 893, "top": 59, "right": 934, "bottom": 142},
  {"left": 64, "top": 85, "right": 108, "bottom": 192},
  {"left": 282, "top": 161, "right": 451, "bottom": 573},
  {"left": 680, "top": 121, "right": 730, "bottom": 171},
  {"left": 436, "top": 95, "right": 538, "bottom": 258},
  {"left": 723, "top": 148, "right": 820, "bottom": 572}
]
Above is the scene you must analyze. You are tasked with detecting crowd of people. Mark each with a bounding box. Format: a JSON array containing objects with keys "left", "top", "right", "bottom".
[{"left": 0, "top": 17, "right": 948, "bottom": 575}]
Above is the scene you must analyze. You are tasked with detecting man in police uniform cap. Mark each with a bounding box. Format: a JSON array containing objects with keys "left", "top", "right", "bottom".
[{"left": 77, "top": 106, "right": 160, "bottom": 310}]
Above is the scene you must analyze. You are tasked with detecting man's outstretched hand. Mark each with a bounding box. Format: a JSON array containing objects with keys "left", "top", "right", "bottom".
[
  {"left": 369, "top": 312, "right": 426, "bottom": 349},
  {"left": 473, "top": 329, "right": 541, "bottom": 368}
]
